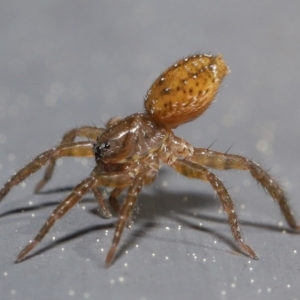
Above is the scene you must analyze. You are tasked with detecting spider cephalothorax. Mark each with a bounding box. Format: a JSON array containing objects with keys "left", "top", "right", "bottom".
[{"left": 0, "top": 54, "right": 299, "bottom": 267}]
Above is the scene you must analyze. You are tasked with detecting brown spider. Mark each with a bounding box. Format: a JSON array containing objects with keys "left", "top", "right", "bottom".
[{"left": 0, "top": 54, "right": 299, "bottom": 267}]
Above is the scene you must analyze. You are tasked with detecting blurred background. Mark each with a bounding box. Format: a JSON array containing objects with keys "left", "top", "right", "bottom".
[{"left": 0, "top": 1, "right": 300, "bottom": 300}]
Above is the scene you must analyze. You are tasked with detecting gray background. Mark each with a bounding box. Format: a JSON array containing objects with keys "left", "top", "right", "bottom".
[{"left": 0, "top": 1, "right": 300, "bottom": 300}]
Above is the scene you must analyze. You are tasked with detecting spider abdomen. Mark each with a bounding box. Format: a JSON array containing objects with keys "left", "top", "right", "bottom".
[{"left": 144, "top": 54, "right": 229, "bottom": 129}]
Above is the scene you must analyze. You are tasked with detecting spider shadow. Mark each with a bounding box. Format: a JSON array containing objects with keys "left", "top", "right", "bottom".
[
  {"left": 1, "top": 181, "right": 297, "bottom": 264},
  {"left": 19, "top": 223, "right": 116, "bottom": 263}
]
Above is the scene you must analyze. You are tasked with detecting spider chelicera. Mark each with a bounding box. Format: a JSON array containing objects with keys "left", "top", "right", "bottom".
[{"left": 0, "top": 54, "right": 299, "bottom": 267}]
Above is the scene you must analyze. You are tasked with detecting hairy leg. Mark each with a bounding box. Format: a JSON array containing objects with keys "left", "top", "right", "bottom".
[
  {"left": 16, "top": 176, "right": 97, "bottom": 262},
  {"left": 171, "top": 159, "right": 257, "bottom": 259},
  {"left": 16, "top": 171, "right": 135, "bottom": 262},
  {"left": 92, "top": 187, "right": 128, "bottom": 220},
  {"left": 0, "top": 141, "right": 94, "bottom": 202},
  {"left": 188, "top": 148, "right": 300, "bottom": 230},
  {"left": 91, "top": 187, "right": 112, "bottom": 219},
  {"left": 105, "top": 167, "right": 158, "bottom": 267},
  {"left": 35, "top": 126, "right": 104, "bottom": 192},
  {"left": 105, "top": 177, "right": 144, "bottom": 267},
  {"left": 109, "top": 188, "right": 123, "bottom": 213},
  {"left": 60, "top": 126, "right": 105, "bottom": 143}
]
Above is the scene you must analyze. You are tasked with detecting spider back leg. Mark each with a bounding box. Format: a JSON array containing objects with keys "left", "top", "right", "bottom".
[
  {"left": 189, "top": 148, "right": 300, "bottom": 231},
  {"left": 171, "top": 159, "right": 258, "bottom": 259},
  {"left": 108, "top": 188, "right": 123, "bottom": 213}
]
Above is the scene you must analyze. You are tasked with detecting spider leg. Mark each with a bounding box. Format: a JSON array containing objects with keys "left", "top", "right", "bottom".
[
  {"left": 188, "top": 148, "right": 300, "bottom": 231},
  {"left": 16, "top": 176, "right": 97, "bottom": 262},
  {"left": 104, "top": 177, "right": 143, "bottom": 267},
  {"left": 109, "top": 188, "right": 123, "bottom": 213},
  {"left": 105, "top": 168, "right": 158, "bottom": 267},
  {"left": 60, "top": 126, "right": 104, "bottom": 143},
  {"left": 0, "top": 141, "right": 93, "bottom": 202},
  {"left": 91, "top": 187, "right": 112, "bottom": 219},
  {"left": 16, "top": 171, "right": 135, "bottom": 262},
  {"left": 90, "top": 186, "right": 127, "bottom": 221},
  {"left": 35, "top": 126, "right": 104, "bottom": 192},
  {"left": 108, "top": 187, "right": 135, "bottom": 228},
  {"left": 171, "top": 159, "right": 257, "bottom": 259}
]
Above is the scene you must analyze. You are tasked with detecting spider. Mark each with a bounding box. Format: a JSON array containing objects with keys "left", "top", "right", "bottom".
[{"left": 0, "top": 54, "right": 299, "bottom": 267}]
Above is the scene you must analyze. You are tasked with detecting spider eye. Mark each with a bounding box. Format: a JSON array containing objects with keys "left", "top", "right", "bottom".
[
  {"left": 93, "top": 142, "right": 110, "bottom": 158},
  {"left": 103, "top": 142, "right": 110, "bottom": 149}
]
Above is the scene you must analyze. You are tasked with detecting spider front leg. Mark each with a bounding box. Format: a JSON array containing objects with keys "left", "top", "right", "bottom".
[
  {"left": 91, "top": 187, "right": 112, "bottom": 219},
  {"left": 172, "top": 159, "right": 257, "bottom": 259},
  {"left": 188, "top": 148, "right": 300, "bottom": 231},
  {"left": 108, "top": 188, "right": 124, "bottom": 213},
  {"left": 16, "top": 171, "right": 135, "bottom": 262},
  {"left": 16, "top": 176, "right": 97, "bottom": 262},
  {"left": 105, "top": 168, "right": 158, "bottom": 267},
  {"left": 105, "top": 178, "right": 142, "bottom": 267},
  {"left": 35, "top": 126, "right": 104, "bottom": 192},
  {"left": 0, "top": 141, "right": 94, "bottom": 202},
  {"left": 90, "top": 186, "right": 128, "bottom": 222}
]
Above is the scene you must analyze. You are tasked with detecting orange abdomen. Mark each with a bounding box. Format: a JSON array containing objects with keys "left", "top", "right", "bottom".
[{"left": 144, "top": 54, "right": 229, "bottom": 129}]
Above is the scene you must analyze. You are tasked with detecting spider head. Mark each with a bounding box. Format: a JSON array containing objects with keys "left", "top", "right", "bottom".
[
  {"left": 93, "top": 113, "right": 168, "bottom": 165},
  {"left": 93, "top": 141, "right": 111, "bottom": 160}
]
